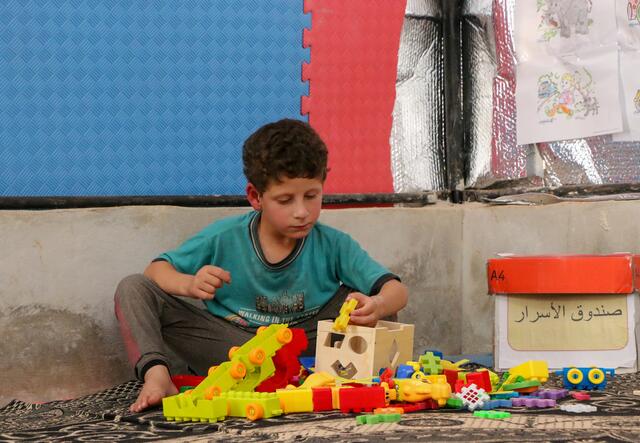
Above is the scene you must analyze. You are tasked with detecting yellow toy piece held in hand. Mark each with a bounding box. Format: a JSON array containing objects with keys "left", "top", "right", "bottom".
[{"left": 333, "top": 299, "right": 358, "bottom": 332}]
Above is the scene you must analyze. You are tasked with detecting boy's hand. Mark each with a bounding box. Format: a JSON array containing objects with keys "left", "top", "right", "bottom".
[
  {"left": 187, "top": 265, "right": 231, "bottom": 300},
  {"left": 347, "top": 292, "right": 384, "bottom": 327}
]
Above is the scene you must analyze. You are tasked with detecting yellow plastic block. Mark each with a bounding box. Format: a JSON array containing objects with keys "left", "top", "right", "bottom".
[
  {"left": 509, "top": 360, "right": 549, "bottom": 383},
  {"left": 277, "top": 388, "right": 314, "bottom": 413},
  {"left": 429, "top": 381, "right": 452, "bottom": 407},
  {"left": 425, "top": 374, "right": 447, "bottom": 385},
  {"left": 333, "top": 299, "right": 358, "bottom": 332},
  {"left": 298, "top": 371, "right": 336, "bottom": 389},
  {"left": 395, "top": 379, "right": 431, "bottom": 403}
]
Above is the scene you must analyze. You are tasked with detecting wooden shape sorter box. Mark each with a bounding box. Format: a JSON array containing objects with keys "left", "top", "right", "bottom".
[{"left": 315, "top": 320, "right": 414, "bottom": 380}]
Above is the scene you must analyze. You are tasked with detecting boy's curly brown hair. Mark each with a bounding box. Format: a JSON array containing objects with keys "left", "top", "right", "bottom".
[{"left": 243, "top": 119, "right": 328, "bottom": 193}]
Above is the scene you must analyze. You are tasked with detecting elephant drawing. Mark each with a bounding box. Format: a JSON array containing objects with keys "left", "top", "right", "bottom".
[{"left": 547, "top": 0, "right": 591, "bottom": 38}]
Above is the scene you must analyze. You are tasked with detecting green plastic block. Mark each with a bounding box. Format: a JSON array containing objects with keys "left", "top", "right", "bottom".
[
  {"left": 189, "top": 324, "right": 290, "bottom": 399},
  {"left": 356, "top": 413, "right": 402, "bottom": 425},
  {"left": 162, "top": 393, "right": 227, "bottom": 423},
  {"left": 474, "top": 410, "right": 511, "bottom": 419},
  {"left": 446, "top": 397, "right": 464, "bottom": 409},
  {"left": 501, "top": 379, "right": 540, "bottom": 391},
  {"left": 419, "top": 352, "right": 442, "bottom": 375},
  {"left": 222, "top": 391, "right": 283, "bottom": 420}
]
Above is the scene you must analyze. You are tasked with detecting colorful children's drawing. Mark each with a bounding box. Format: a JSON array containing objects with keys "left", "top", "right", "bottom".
[
  {"left": 628, "top": 0, "right": 640, "bottom": 24},
  {"left": 537, "top": 69, "right": 599, "bottom": 121},
  {"left": 538, "top": 0, "right": 593, "bottom": 41}
]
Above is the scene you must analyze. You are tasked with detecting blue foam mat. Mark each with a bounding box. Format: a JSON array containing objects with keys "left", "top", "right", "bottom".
[{"left": 0, "top": 0, "right": 309, "bottom": 196}]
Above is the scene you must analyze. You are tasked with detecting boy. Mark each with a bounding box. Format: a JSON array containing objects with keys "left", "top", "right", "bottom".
[{"left": 114, "top": 119, "right": 408, "bottom": 412}]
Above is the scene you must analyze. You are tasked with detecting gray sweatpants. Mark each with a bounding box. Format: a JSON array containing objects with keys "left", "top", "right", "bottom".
[{"left": 113, "top": 274, "right": 347, "bottom": 380}]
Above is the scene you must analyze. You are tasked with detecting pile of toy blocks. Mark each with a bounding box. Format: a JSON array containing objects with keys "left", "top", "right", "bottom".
[{"left": 161, "top": 303, "right": 615, "bottom": 423}]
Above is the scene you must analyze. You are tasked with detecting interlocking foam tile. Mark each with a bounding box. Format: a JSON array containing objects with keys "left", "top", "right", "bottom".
[
  {"left": 0, "top": 1, "right": 309, "bottom": 196},
  {"left": 302, "top": 0, "right": 405, "bottom": 193}
]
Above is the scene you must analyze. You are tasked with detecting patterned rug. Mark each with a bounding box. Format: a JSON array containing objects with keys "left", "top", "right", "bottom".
[{"left": 2, "top": 373, "right": 640, "bottom": 442}]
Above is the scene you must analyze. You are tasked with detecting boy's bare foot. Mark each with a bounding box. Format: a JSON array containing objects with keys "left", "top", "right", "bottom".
[{"left": 130, "top": 364, "right": 178, "bottom": 413}]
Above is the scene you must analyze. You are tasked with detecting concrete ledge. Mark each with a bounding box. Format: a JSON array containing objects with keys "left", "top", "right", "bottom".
[
  {"left": 3, "top": 200, "right": 640, "bottom": 404},
  {"left": 0, "top": 204, "right": 461, "bottom": 405}
]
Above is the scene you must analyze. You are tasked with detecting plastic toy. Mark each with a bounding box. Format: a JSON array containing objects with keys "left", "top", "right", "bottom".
[
  {"left": 171, "top": 374, "right": 205, "bottom": 391},
  {"left": 418, "top": 351, "right": 442, "bottom": 375},
  {"left": 339, "top": 385, "right": 387, "bottom": 413},
  {"left": 479, "top": 399, "right": 513, "bottom": 410},
  {"left": 511, "top": 397, "right": 555, "bottom": 408},
  {"left": 501, "top": 379, "right": 541, "bottom": 394},
  {"left": 395, "top": 400, "right": 436, "bottom": 412},
  {"left": 560, "top": 403, "right": 597, "bottom": 413},
  {"left": 507, "top": 360, "right": 549, "bottom": 383},
  {"left": 222, "top": 391, "right": 283, "bottom": 421},
  {"left": 571, "top": 391, "right": 591, "bottom": 401},
  {"left": 474, "top": 410, "right": 511, "bottom": 419},
  {"left": 455, "top": 384, "right": 490, "bottom": 411},
  {"left": 163, "top": 324, "right": 292, "bottom": 421},
  {"left": 395, "top": 364, "right": 416, "bottom": 379},
  {"left": 465, "top": 371, "right": 492, "bottom": 393},
  {"left": 373, "top": 406, "right": 404, "bottom": 415},
  {"left": 445, "top": 398, "right": 464, "bottom": 409},
  {"left": 333, "top": 298, "right": 358, "bottom": 332},
  {"left": 163, "top": 391, "right": 227, "bottom": 423},
  {"left": 356, "top": 413, "right": 402, "bottom": 425},
  {"left": 256, "top": 328, "right": 308, "bottom": 392},
  {"left": 312, "top": 387, "right": 333, "bottom": 411},
  {"left": 277, "top": 387, "right": 314, "bottom": 413},
  {"left": 556, "top": 367, "right": 615, "bottom": 390},
  {"left": 534, "top": 389, "right": 568, "bottom": 400}
]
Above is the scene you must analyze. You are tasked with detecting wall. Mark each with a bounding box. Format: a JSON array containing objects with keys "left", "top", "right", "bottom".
[{"left": 2, "top": 200, "right": 639, "bottom": 405}]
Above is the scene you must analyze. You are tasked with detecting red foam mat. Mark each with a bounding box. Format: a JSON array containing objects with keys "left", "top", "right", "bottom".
[{"left": 301, "top": 0, "right": 406, "bottom": 193}]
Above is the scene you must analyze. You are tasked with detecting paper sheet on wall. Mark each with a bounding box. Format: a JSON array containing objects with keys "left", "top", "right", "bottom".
[
  {"left": 516, "top": 0, "right": 618, "bottom": 58},
  {"left": 613, "top": 50, "right": 640, "bottom": 141},
  {"left": 617, "top": 0, "right": 640, "bottom": 51},
  {"left": 516, "top": 48, "right": 623, "bottom": 145}
]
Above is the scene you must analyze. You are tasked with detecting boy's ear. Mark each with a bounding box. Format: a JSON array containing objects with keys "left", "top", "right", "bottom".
[{"left": 246, "top": 182, "right": 262, "bottom": 211}]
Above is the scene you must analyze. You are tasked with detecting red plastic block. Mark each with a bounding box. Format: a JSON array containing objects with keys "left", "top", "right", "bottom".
[
  {"left": 338, "top": 386, "right": 387, "bottom": 413},
  {"left": 171, "top": 375, "right": 205, "bottom": 391},
  {"left": 443, "top": 369, "right": 459, "bottom": 392},
  {"left": 379, "top": 368, "right": 395, "bottom": 389},
  {"left": 571, "top": 391, "right": 591, "bottom": 401},
  {"left": 394, "top": 400, "right": 438, "bottom": 413},
  {"left": 301, "top": 0, "right": 406, "bottom": 193},
  {"left": 256, "top": 328, "right": 308, "bottom": 392},
  {"left": 466, "top": 371, "right": 492, "bottom": 393},
  {"left": 312, "top": 387, "right": 334, "bottom": 411}
]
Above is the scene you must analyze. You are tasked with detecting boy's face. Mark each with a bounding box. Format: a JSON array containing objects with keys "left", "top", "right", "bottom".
[{"left": 247, "top": 176, "right": 323, "bottom": 241}]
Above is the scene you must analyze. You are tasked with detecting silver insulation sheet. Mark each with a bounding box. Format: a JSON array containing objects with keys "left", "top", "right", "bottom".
[
  {"left": 539, "top": 137, "right": 640, "bottom": 187},
  {"left": 465, "top": 0, "right": 541, "bottom": 188},
  {"left": 391, "top": 0, "right": 446, "bottom": 192},
  {"left": 468, "top": 0, "right": 640, "bottom": 188}
]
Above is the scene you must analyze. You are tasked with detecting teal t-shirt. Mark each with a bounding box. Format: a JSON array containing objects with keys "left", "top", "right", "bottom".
[{"left": 157, "top": 211, "right": 396, "bottom": 327}]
